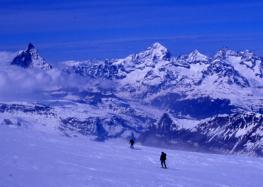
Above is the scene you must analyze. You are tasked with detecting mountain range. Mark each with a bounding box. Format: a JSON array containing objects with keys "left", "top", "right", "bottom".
[{"left": 1, "top": 42, "right": 262, "bottom": 156}]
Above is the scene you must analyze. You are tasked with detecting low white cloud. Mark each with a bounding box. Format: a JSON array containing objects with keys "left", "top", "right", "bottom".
[
  {"left": 0, "top": 67, "right": 53, "bottom": 100},
  {"left": 0, "top": 54, "right": 118, "bottom": 101},
  {"left": 0, "top": 51, "right": 17, "bottom": 65}
]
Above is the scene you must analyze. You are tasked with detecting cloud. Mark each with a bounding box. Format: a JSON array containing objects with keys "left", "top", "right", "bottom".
[
  {"left": 0, "top": 51, "right": 16, "bottom": 65},
  {"left": 0, "top": 67, "right": 53, "bottom": 100},
  {"left": 0, "top": 60, "right": 117, "bottom": 102}
]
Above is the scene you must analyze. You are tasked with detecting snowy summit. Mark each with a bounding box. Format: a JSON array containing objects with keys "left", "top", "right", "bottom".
[{"left": 187, "top": 49, "right": 209, "bottom": 63}]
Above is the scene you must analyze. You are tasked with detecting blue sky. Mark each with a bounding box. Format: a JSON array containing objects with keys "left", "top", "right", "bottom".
[{"left": 1, "top": 0, "right": 263, "bottom": 62}]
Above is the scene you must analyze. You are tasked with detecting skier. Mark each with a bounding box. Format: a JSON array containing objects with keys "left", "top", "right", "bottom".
[
  {"left": 160, "top": 152, "right": 167, "bottom": 169},
  {"left": 129, "top": 138, "right": 135, "bottom": 149}
]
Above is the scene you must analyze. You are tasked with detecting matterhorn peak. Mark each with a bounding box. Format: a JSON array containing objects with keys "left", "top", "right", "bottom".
[
  {"left": 25, "top": 42, "right": 39, "bottom": 55},
  {"left": 11, "top": 43, "right": 52, "bottom": 70},
  {"left": 27, "top": 42, "right": 35, "bottom": 50}
]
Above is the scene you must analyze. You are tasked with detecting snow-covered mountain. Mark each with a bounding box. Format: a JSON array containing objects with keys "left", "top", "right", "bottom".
[
  {"left": 140, "top": 112, "right": 263, "bottom": 156},
  {"left": 64, "top": 42, "right": 263, "bottom": 112},
  {"left": 11, "top": 43, "right": 52, "bottom": 70},
  {"left": 1, "top": 42, "right": 263, "bottom": 156}
]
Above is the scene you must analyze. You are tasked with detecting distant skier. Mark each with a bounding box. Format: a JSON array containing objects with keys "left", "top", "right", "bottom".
[
  {"left": 160, "top": 152, "right": 167, "bottom": 169},
  {"left": 129, "top": 139, "right": 135, "bottom": 149}
]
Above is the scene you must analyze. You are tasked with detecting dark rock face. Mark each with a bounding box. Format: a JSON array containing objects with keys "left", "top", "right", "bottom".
[
  {"left": 11, "top": 43, "right": 52, "bottom": 70},
  {"left": 12, "top": 51, "right": 32, "bottom": 68},
  {"left": 156, "top": 113, "right": 178, "bottom": 135}
]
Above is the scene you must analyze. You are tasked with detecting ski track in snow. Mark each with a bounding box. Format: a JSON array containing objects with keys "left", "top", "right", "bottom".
[{"left": 0, "top": 126, "right": 262, "bottom": 187}]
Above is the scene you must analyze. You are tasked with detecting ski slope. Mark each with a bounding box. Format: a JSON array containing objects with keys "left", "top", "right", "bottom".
[{"left": 0, "top": 126, "right": 262, "bottom": 187}]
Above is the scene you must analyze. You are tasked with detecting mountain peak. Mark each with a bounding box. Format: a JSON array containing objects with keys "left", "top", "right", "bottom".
[
  {"left": 11, "top": 44, "right": 52, "bottom": 70},
  {"left": 239, "top": 50, "right": 254, "bottom": 58},
  {"left": 145, "top": 42, "right": 171, "bottom": 60},
  {"left": 26, "top": 42, "right": 39, "bottom": 56},
  {"left": 150, "top": 42, "right": 167, "bottom": 50},
  {"left": 189, "top": 49, "right": 203, "bottom": 56},
  {"left": 187, "top": 49, "right": 209, "bottom": 63},
  {"left": 27, "top": 43, "right": 35, "bottom": 51},
  {"left": 214, "top": 48, "right": 237, "bottom": 59},
  {"left": 156, "top": 113, "right": 178, "bottom": 134}
]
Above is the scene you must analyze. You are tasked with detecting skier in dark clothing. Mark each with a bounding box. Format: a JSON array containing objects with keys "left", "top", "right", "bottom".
[
  {"left": 129, "top": 139, "right": 135, "bottom": 149},
  {"left": 160, "top": 152, "right": 167, "bottom": 168}
]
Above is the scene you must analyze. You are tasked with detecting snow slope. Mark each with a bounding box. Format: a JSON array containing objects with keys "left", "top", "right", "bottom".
[{"left": 0, "top": 126, "right": 262, "bottom": 187}]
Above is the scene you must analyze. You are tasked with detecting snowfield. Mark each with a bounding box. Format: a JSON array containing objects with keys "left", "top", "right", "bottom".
[{"left": 0, "top": 126, "right": 262, "bottom": 187}]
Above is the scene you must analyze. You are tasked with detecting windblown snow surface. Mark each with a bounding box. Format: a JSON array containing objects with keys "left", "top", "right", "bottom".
[{"left": 0, "top": 126, "right": 262, "bottom": 187}]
